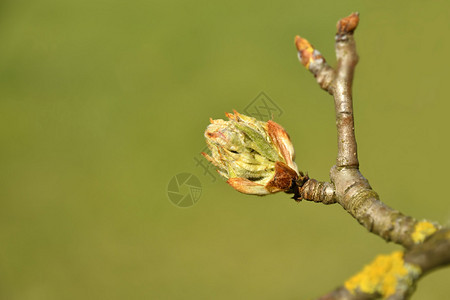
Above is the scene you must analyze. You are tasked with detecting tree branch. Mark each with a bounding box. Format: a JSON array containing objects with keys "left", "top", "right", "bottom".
[
  {"left": 289, "top": 177, "right": 336, "bottom": 204},
  {"left": 203, "top": 11, "right": 450, "bottom": 300},
  {"left": 404, "top": 228, "right": 450, "bottom": 274},
  {"left": 334, "top": 12, "right": 359, "bottom": 168},
  {"left": 295, "top": 13, "right": 424, "bottom": 248},
  {"left": 294, "top": 12, "right": 450, "bottom": 299}
]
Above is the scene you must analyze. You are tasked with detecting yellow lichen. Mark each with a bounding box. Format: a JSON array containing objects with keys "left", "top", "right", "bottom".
[
  {"left": 344, "top": 251, "right": 419, "bottom": 298},
  {"left": 411, "top": 221, "right": 437, "bottom": 244}
]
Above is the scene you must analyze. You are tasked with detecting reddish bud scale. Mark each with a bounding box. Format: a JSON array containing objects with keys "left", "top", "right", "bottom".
[{"left": 337, "top": 12, "right": 360, "bottom": 34}]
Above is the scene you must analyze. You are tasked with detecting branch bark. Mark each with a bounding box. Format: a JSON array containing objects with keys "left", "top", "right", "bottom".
[
  {"left": 294, "top": 12, "right": 450, "bottom": 299},
  {"left": 334, "top": 13, "right": 359, "bottom": 168}
]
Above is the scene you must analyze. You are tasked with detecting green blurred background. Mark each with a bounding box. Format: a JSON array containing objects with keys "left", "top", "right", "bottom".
[{"left": 1, "top": 0, "right": 449, "bottom": 299}]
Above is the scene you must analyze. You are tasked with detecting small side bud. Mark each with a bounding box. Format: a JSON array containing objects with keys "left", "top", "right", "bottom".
[
  {"left": 295, "top": 35, "right": 325, "bottom": 69},
  {"left": 294, "top": 35, "right": 335, "bottom": 93}
]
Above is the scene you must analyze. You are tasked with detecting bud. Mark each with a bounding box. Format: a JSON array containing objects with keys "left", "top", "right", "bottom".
[{"left": 202, "top": 111, "right": 299, "bottom": 195}]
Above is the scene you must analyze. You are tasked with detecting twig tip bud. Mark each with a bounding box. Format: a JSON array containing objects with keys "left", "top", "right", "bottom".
[{"left": 337, "top": 12, "right": 360, "bottom": 35}]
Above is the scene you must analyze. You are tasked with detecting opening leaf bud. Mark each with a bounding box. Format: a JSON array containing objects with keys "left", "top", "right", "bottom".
[{"left": 202, "top": 111, "right": 299, "bottom": 195}]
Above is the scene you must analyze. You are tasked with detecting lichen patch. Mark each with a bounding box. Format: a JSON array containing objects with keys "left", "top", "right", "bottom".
[
  {"left": 344, "top": 251, "right": 420, "bottom": 298},
  {"left": 412, "top": 221, "right": 437, "bottom": 244}
]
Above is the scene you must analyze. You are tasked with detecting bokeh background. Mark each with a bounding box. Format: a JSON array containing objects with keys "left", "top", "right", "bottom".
[{"left": 1, "top": 0, "right": 450, "bottom": 299}]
